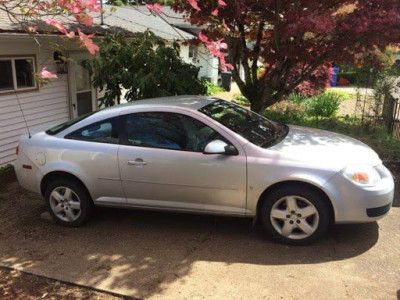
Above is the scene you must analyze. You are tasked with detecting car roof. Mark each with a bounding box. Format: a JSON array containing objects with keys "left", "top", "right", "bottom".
[
  {"left": 100, "top": 95, "right": 217, "bottom": 114},
  {"left": 55, "top": 96, "right": 220, "bottom": 137}
]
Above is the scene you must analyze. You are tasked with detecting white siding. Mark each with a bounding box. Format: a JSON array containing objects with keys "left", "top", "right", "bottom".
[
  {"left": 0, "top": 36, "right": 70, "bottom": 167},
  {"left": 180, "top": 44, "right": 219, "bottom": 84}
]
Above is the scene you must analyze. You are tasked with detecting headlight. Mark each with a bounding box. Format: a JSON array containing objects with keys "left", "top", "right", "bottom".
[{"left": 341, "top": 165, "right": 382, "bottom": 186}]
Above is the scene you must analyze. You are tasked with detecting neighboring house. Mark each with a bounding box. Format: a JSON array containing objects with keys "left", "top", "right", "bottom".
[{"left": 0, "top": 5, "right": 218, "bottom": 167}]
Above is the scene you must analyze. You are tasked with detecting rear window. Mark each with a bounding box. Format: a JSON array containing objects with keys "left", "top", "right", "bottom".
[{"left": 46, "top": 112, "right": 96, "bottom": 135}]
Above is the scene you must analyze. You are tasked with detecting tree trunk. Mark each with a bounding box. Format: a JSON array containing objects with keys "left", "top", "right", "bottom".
[{"left": 244, "top": 90, "right": 265, "bottom": 114}]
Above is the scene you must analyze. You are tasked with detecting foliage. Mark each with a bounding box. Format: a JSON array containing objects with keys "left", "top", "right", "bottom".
[
  {"left": 145, "top": 0, "right": 175, "bottom": 4},
  {"left": 323, "top": 90, "right": 352, "bottom": 101},
  {"left": 374, "top": 49, "right": 400, "bottom": 95},
  {"left": 305, "top": 92, "right": 344, "bottom": 125},
  {"left": 0, "top": 164, "right": 13, "bottom": 174},
  {"left": 277, "top": 91, "right": 348, "bottom": 125},
  {"left": 265, "top": 101, "right": 306, "bottom": 124},
  {"left": 205, "top": 82, "right": 225, "bottom": 96},
  {"left": 286, "top": 93, "right": 308, "bottom": 105},
  {"left": 88, "top": 30, "right": 207, "bottom": 107},
  {"left": 170, "top": 0, "right": 400, "bottom": 113},
  {"left": 233, "top": 94, "right": 251, "bottom": 106},
  {"left": 0, "top": 0, "right": 101, "bottom": 78},
  {"left": 338, "top": 69, "right": 358, "bottom": 85},
  {"left": 107, "top": 0, "right": 130, "bottom": 6},
  {"left": 338, "top": 49, "right": 400, "bottom": 88}
]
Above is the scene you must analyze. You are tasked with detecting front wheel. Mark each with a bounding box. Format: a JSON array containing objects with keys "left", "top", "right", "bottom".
[
  {"left": 44, "top": 179, "right": 93, "bottom": 227},
  {"left": 260, "top": 186, "right": 331, "bottom": 245}
]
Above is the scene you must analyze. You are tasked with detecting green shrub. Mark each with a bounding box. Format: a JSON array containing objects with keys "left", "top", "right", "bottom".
[
  {"left": 265, "top": 101, "right": 306, "bottom": 124},
  {"left": 0, "top": 164, "right": 13, "bottom": 174},
  {"left": 88, "top": 30, "right": 207, "bottom": 107},
  {"left": 287, "top": 93, "right": 308, "bottom": 104},
  {"left": 305, "top": 92, "right": 344, "bottom": 123},
  {"left": 233, "top": 94, "right": 250, "bottom": 106},
  {"left": 205, "top": 82, "right": 225, "bottom": 96},
  {"left": 324, "top": 90, "right": 352, "bottom": 100}
]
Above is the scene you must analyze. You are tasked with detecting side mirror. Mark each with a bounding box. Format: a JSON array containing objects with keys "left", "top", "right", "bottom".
[{"left": 203, "top": 140, "right": 238, "bottom": 156}]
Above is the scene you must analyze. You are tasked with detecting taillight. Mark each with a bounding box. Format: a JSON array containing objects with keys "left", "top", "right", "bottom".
[{"left": 16, "top": 145, "right": 19, "bottom": 156}]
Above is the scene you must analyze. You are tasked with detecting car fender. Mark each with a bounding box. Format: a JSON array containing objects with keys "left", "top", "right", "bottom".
[
  {"left": 247, "top": 168, "right": 338, "bottom": 217},
  {"left": 40, "top": 161, "right": 92, "bottom": 195}
]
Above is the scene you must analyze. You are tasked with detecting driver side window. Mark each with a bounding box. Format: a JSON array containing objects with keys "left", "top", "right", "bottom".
[{"left": 124, "top": 112, "right": 222, "bottom": 152}]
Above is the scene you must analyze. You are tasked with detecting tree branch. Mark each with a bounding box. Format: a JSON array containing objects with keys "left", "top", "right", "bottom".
[
  {"left": 251, "top": 21, "right": 264, "bottom": 82},
  {"left": 237, "top": 21, "right": 252, "bottom": 84}
]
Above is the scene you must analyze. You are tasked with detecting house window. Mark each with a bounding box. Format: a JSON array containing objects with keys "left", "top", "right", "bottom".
[
  {"left": 0, "top": 56, "right": 37, "bottom": 93},
  {"left": 188, "top": 45, "right": 197, "bottom": 59}
]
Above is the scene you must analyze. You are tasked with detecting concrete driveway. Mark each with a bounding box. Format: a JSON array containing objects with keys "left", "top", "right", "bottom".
[{"left": 0, "top": 172, "right": 399, "bottom": 299}]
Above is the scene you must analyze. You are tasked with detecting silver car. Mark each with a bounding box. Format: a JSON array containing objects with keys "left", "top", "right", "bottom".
[{"left": 14, "top": 96, "right": 394, "bottom": 244}]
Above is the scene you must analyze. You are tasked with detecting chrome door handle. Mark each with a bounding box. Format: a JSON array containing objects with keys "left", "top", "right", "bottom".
[{"left": 127, "top": 159, "right": 147, "bottom": 166}]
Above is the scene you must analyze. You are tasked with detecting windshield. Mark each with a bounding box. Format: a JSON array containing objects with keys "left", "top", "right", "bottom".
[
  {"left": 199, "top": 100, "right": 289, "bottom": 148},
  {"left": 46, "top": 112, "right": 96, "bottom": 135}
]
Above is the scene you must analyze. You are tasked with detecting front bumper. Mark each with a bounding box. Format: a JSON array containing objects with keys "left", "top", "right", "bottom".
[{"left": 324, "top": 165, "right": 394, "bottom": 223}]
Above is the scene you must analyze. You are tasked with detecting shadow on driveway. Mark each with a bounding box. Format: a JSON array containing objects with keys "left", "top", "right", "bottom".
[
  {"left": 0, "top": 172, "right": 394, "bottom": 299},
  {"left": 0, "top": 205, "right": 380, "bottom": 297}
]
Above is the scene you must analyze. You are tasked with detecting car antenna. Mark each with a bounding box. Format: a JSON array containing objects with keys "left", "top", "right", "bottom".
[{"left": 14, "top": 91, "right": 31, "bottom": 139}]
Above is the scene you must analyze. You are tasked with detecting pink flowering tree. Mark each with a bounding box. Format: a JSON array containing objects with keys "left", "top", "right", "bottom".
[
  {"left": 0, "top": 0, "right": 101, "bottom": 79},
  {"left": 148, "top": 0, "right": 400, "bottom": 113}
]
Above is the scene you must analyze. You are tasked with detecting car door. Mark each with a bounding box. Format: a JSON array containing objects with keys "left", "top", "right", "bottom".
[
  {"left": 118, "top": 109, "right": 248, "bottom": 215},
  {"left": 64, "top": 117, "right": 125, "bottom": 204}
]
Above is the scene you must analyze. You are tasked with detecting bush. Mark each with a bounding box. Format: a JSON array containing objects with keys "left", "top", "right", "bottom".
[
  {"left": 324, "top": 90, "right": 352, "bottom": 100},
  {"left": 88, "top": 30, "right": 207, "bottom": 107},
  {"left": 233, "top": 94, "right": 250, "bottom": 106},
  {"left": 305, "top": 92, "right": 344, "bottom": 124},
  {"left": 286, "top": 93, "right": 308, "bottom": 105},
  {"left": 205, "top": 82, "right": 225, "bottom": 96},
  {"left": 265, "top": 101, "right": 306, "bottom": 124}
]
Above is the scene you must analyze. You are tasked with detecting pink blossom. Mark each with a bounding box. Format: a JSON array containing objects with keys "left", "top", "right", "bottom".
[
  {"left": 188, "top": 0, "right": 201, "bottom": 11},
  {"left": 222, "top": 19, "right": 230, "bottom": 31},
  {"left": 198, "top": 32, "right": 208, "bottom": 43},
  {"left": 45, "top": 18, "right": 75, "bottom": 38},
  {"left": 76, "top": 13, "right": 94, "bottom": 27},
  {"left": 225, "top": 63, "right": 234, "bottom": 70},
  {"left": 45, "top": 18, "right": 67, "bottom": 34},
  {"left": 40, "top": 67, "right": 58, "bottom": 79},
  {"left": 211, "top": 9, "right": 218, "bottom": 16},
  {"left": 26, "top": 26, "right": 38, "bottom": 33},
  {"left": 218, "top": 0, "right": 227, "bottom": 6},
  {"left": 198, "top": 33, "right": 229, "bottom": 71},
  {"left": 65, "top": 30, "right": 75, "bottom": 38},
  {"left": 78, "top": 0, "right": 101, "bottom": 13},
  {"left": 77, "top": 28, "right": 100, "bottom": 55},
  {"left": 146, "top": 3, "right": 163, "bottom": 14}
]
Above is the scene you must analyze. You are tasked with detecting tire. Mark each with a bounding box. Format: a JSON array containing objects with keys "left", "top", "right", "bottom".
[
  {"left": 44, "top": 178, "right": 94, "bottom": 227},
  {"left": 260, "top": 185, "right": 330, "bottom": 245}
]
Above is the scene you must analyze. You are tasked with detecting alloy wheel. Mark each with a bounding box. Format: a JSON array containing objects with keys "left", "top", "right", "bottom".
[
  {"left": 49, "top": 186, "right": 82, "bottom": 222},
  {"left": 270, "top": 195, "right": 319, "bottom": 240}
]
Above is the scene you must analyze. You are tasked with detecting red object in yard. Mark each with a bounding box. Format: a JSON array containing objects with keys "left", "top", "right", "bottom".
[{"left": 338, "top": 77, "right": 350, "bottom": 86}]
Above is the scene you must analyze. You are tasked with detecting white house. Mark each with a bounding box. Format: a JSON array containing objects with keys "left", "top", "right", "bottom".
[{"left": 0, "top": 5, "right": 219, "bottom": 167}]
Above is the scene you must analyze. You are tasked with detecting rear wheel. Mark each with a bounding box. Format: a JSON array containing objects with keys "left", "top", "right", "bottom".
[
  {"left": 44, "top": 179, "right": 93, "bottom": 226},
  {"left": 260, "top": 185, "right": 330, "bottom": 245}
]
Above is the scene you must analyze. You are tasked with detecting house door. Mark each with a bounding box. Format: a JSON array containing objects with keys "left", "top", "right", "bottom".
[{"left": 69, "top": 54, "right": 97, "bottom": 118}]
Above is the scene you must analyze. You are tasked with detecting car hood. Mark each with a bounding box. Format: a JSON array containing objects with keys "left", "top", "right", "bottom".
[{"left": 268, "top": 125, "right": 381, "bottom": 168}]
